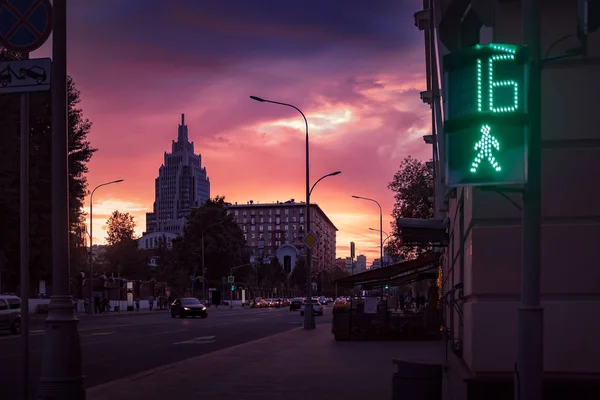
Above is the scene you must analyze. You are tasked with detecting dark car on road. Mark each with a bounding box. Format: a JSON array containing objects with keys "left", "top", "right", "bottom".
[
  {"left": 289, "top": 298, "right": 303, "bottom": 311},
  {"left": 171, "top": 298, "right": 208, "bottom": 319}
]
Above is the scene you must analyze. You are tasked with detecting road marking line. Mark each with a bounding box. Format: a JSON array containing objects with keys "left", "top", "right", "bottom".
[
  {"left": 82, "top": 331, "right": 115, "bottom": 337},
  {"left": 173, "top": 335, "right": 216, "bottom": 345}
]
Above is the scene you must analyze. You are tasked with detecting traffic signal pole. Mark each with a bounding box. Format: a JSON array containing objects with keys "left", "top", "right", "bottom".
[{"left": 517, "top": 1, "right": 544, "bottom": 399}]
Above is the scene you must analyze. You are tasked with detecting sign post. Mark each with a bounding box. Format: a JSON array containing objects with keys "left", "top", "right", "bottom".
[
  {"left": 0, "top": 1, "right": 55, "bottom": 399},
  {"left": 443, "top": 34, "right": 543, "bottom": 400}
]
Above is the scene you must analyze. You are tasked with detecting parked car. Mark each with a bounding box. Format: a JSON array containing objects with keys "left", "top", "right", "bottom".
[
  {"left": 0, "top": 295, "right": 21, "bottom": 334},
  {"left": 289, "top": 298, "right": 303, "bottom": 311},
  {"left": 171, "top": 298, "right": 208, "bottom": 319},
  {"left": 300, "top": 299, "right": 324, "bottom": 316}
]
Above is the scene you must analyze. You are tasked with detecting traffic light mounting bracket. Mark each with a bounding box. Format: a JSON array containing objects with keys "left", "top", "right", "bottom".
[
  {"left": 478, "top": 186, "right": 524, "bottom": 211},
  {"left": 543, "top": 0, "right": 598, "bottom": 62}
]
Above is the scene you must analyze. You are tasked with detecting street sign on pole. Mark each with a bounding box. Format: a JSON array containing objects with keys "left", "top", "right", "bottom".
[
  {"left": 350, "top": 242, "right": 355, "bottom": 259},
  {"left": 303, "top": 231, "right": 320, "bottom": 249},
  {"left": 0, "top": 57, "right": 51, "bottom": 93},
  {"left": 0, "top": 0, "right": 53, "bottom": 53},
  {"left": 444, "top": 43, "right": 528, "bottom": 187},
  {"left": 345, "top": 257, "right": 352, "bottom": 266},
  {"left": 227, "top": 276, "right": 234, "bottom": 283}
]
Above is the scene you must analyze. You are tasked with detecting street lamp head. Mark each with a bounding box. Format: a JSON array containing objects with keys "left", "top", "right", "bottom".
[
  {"left": 114, "top": 179, "right": 124, "bottom": 183},
  {"left": 250, "top": 95, "right": 266, "bottom": 102},
  {"left": 330, "top": 171, "right": 342, "bottom": 176},
  {"left": 369, "top": 228, "right": 378, "bottom": 232},
  {"left": 351, "top": 195, "right": 360, "bottom": 199}
]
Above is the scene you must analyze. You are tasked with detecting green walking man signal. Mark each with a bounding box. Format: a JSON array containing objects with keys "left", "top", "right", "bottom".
[
  {"left": 231, "top": 285, "right": 235, "bottom": 291},
  {"left": 471, "top": 125, "right": 501, "bottom": 173}
]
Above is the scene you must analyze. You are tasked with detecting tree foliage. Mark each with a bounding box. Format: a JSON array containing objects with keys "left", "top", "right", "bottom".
[
  {"left": 0, "top": 47, "right": 97, "bottom": 291},
  {"left": 290, "top": 257, "right": 307, "bottom": 290},
  {"left": 387, "top": 156, "right": 434, "bottom": 261},
  {"left": 175, "top": 196, "right": 248, "bottom": 287},
  {"left": 106, "top": 211, "right": 136, "bottom": 246},
  {"left": 258, "top": 258, "right": 287, "bottom": 289}
]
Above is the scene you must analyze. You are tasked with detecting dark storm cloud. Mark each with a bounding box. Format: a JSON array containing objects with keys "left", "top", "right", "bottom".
[{"left": 68, "top": 0, "right": 421, "bottom": 68}]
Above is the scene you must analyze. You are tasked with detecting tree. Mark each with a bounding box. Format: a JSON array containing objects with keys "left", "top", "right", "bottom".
[
  {"left": 176, "top": 196, "right": 248, "bottom": 288},
  {"left": 104, "top": 211, "right": 145, "bottom": 278},
  {"left": 387, "top": 156, "right": 434, "bottom": 260},
  {"left": 150, "top": 234, "right": 176, "bottom": 282},
  {"left": 106, "top": 211, "right": 136, "bottom": 246},
  {"left": 0, "top": 47, "right": 97, "bottom": 291},
  {"left": 290, "top": 257, "right": 307, "bottom": 290},
  {"left": 259, "top": 258, "right": 287, "bottom": 289}
]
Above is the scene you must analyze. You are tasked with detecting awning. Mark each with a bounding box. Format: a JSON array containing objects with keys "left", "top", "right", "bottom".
[
  {"left": 397, "top": 218, "right": 449, "bottom": 247},
  {"left": 333, "top": 254, "right": 439, "bottom": 288}
]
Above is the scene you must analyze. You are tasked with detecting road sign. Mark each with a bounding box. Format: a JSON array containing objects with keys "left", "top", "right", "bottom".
[
  {"left": 444, "top": 43, "right": 527, "bottom": 187},
  {"left": 345, "top": 257, "right": 352, "bottom": 266},
  {"left": 303, "top": 231, "right": 320, "bottom": 249},
  {"left": 350, "top": 242, "right": 355, "bottom": 259},
  {"left": 0, "top": 0, "right": 53, "bottom": 53},
  {"left": 0, "top": 57, "right": 50, "bottom": 93},
  {"left": 227, "top": 276, "right": 234, "bottom": 283}
]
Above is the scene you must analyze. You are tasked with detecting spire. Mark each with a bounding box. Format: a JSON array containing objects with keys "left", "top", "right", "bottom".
[{"left": 177, "top": 113, "right": 188, "bottom": 143}]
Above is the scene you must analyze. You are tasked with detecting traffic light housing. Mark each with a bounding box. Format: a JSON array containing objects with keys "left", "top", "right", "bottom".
[
  {"left": 231, "top": 285, "right": 235, "bottom": 291},
  {"left": 444, "top": 43, "right": 528, "bottom": 187}
]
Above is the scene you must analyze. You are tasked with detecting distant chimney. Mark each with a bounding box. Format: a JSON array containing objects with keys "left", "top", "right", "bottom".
[{"left": 181, "top": 113, "right": 184, "bottom": 125}]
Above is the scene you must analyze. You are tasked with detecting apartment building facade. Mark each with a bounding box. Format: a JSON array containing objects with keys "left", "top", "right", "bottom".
[
  {"left": 227, "top": 200, "right": 337, "bottom": 275},
  {"left": 411, "top": 0, "right": 600, "bottom": 398}
]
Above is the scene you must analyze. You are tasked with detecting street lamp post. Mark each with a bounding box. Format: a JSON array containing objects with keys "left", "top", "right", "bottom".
[
  {"left": 369, "top": 228, "right": 392, "bottom": 249},
  {"left": 353, "top": 196, "right": 383, "bottom": 267},
  {"left": 38, "top": 2, "right": 85, "bottom": 397},
  {"left": 250, "top": 95, "right": 341, "bottom": 330},
  {"left": 199, "top": 221, "right": 224, "bottom": 301},
  {"left": 88, "top": 179, "right": 124, "bottom": 315}
]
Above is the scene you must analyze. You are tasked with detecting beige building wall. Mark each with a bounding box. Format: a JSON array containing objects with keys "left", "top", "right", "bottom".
[{"left": 426, "top": 0, "right": 600, "bottom": 386}]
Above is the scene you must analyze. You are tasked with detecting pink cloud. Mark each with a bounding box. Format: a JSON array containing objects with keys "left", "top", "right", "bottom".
[{"left": 69, "top": 2, "right": 432, "bottom": 263}]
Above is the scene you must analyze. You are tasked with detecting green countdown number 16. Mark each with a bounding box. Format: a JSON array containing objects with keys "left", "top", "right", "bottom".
[{"left": 470, "top": 45, "right": 519, "bottom": 174}]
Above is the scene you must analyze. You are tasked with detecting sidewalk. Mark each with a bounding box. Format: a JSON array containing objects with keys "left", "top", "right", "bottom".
[{"left": 87, "top": 322, "right": 444, "bottom": 400}]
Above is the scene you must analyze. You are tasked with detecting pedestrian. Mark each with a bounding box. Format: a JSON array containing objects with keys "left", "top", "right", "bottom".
[
  {"left": 94, "top": 294, "right": 100, "bottom": 313},
  {"left": 148, "top": 295, "right": 154, "bottom": 311},
  {"left": 84, "top": 298, "right": 89, "bottom": 313},
  {"left": 135, "top": 297, "right": 140, "bottom": 312}
]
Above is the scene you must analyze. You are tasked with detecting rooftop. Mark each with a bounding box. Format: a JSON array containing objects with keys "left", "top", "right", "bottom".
[{"left": 226, "top": 199, "right": 338, "bottom": 231}]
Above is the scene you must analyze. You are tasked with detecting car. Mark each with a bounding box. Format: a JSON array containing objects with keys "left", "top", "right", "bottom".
[
  {"left": 171, "top": 297, "right": 207, "bottom": 319},
  {"left": 0, "top": 294, "right": 21, "bottom": 334},
  {"left": 300, "top": 299, "right": 323, "bottom": 316},
  {"left": 289, "top": 298, "right": 303, "bottom": 311}
]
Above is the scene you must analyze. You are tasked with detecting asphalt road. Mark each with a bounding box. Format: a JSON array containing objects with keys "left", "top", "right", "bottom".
[{"left": 0, "top": 306, "right": 331, "bottom": 400}]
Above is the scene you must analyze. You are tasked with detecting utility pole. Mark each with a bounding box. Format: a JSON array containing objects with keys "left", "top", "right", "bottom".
[
  {"left": 38, "top": 0, "right": 86, "bottom": 397},
  {"left": 20, "top": 51, "right": 30, "bottom": 400},
  {"left": 518, "top": 0, "right": 543, "bottom": 399}
]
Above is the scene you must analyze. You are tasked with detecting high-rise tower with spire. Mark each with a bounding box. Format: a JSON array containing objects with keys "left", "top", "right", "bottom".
[{"left": 145, "top": 114, "right": 210, "bottom": 235}]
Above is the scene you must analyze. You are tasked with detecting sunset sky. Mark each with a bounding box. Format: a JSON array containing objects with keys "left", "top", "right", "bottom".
[{"left": 33, "top": 0, "right": 431, "bottom": 264}]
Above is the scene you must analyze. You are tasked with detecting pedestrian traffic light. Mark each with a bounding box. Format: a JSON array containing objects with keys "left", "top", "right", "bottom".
[
  {"left": 444, "top": 43, "right": 528, "bottom": 187},
  {"left": 231, "top": 285, "right": 235, "bottom": 291},
  {"left": 384, "top": 285, "right": 389, "bottom": 290}
]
